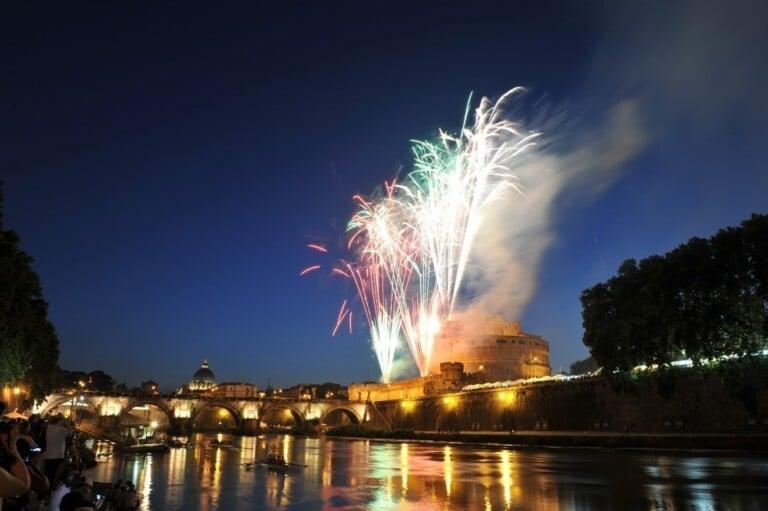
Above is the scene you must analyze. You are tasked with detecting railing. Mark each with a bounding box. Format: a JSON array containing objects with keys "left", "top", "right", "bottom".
[{"left": 48, "top": 391, "right": 355, "bottom": 404}]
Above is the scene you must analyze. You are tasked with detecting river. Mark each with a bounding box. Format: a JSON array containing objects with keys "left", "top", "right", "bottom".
[{"left": 86, "top": 433, "right": 768, "bottom": 510}]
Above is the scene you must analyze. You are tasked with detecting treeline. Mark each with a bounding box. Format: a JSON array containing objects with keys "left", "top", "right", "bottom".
[
  {"left": 0, "top": 182, "right": 60, "bottom": 400},
  {"left": 581, "top": 214, "right": 768, "bottom": 372}
]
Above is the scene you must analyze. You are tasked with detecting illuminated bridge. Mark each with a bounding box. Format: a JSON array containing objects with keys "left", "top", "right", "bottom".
[{"left": 35, "top": 392, "right": 373, "bottom": 435}]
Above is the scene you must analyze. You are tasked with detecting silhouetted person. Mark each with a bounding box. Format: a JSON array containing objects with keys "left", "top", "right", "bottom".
[
  {"left": 43, "top": 416, "right": 70, "bottom": 487},
  {"left": 0, "top": 410, "right": 31, "bottom": 510}
]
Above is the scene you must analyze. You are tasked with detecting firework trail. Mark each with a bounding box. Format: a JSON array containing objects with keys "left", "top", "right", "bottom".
[
  {"left": 300, "top": 236, "right": 405, "bottom": 383},
  {"left": 347, "top": 88, "right": 539, "bottom": 376},
  {"left": 344, "top": 186, "right": 415, "bottom": 383}
]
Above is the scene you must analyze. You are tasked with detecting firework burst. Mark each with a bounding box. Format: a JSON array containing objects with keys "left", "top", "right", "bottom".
[
  {"left": 304, "top": 88, "right": 538, "bottom": 381},
  {"left": 347, "top": 88, "right": 539, "bottom": 376}
]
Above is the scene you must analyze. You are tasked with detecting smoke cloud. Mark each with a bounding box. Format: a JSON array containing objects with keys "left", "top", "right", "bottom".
[
  {"left": 462, "top": 0, "right": 768, "bottom": 326},
  {"left": 463, "top": 98, "right": 647, "bottom": 320}
]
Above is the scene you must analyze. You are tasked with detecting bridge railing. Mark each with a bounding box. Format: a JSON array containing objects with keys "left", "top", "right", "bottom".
[{"left": 49, "top": 390, "right": 356, "bottom": 404}]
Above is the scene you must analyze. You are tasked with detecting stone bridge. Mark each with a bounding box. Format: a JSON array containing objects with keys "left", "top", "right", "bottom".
[{"left": 35, "top": 392, "right": 372, "bottom": 434}]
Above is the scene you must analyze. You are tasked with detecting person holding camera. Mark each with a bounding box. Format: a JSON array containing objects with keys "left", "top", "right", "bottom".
[
  {"left": 0, "top": 416, "right": 31, "bottom": 510},
  {"left": 8, "top": 421, "right": 50, "bottom": 511}
]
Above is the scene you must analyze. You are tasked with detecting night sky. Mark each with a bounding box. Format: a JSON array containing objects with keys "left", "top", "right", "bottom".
[{"left": 3, "top": 2, "right": 767, "bottom": 390}]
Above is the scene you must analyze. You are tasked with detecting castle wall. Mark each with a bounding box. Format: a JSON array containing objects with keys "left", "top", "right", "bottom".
[
  {"left": 366, "top": 373, "right": 768, "bottom": 434},
  {"left": 348, "top": 363, "right": 470, "bottom": 402}
]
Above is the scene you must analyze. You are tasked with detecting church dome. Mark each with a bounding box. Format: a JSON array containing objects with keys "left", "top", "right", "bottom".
[{"left": 189, "top": 359, "right": 216, "bottom": 391}]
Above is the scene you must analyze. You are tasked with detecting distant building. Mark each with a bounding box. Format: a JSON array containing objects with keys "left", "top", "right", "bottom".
[
  {"left": 284, "top": 384, "right": 313, "bottom": 399},
  {"left": 177, "top": 359, "right": 217, "bottom": 394},
  {"left": 189, "top": 359, "right": 216, "bottom": 391},
  {"left": 209, "top": 382, "right": 259, "bottom": 399}
]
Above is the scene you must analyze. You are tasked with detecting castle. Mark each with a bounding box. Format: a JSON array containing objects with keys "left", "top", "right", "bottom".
[{"left": 350, "top": 313, "right": 550, "bottom": 402}]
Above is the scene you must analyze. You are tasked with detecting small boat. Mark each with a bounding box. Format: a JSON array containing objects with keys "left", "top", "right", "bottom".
[
  {"left": 120, "top": 442, "right": 170, "bottom": 454},
  {"left": 245, "top": 459, "right": 307, "bottom": 472}
]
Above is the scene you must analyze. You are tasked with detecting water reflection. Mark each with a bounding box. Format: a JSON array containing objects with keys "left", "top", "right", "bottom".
[
  {"left": 444, "top": 445, "right": 453, "bottom": 499},
  {"left": 400, "top": 443, "right": 408, "bottom": 494},
  {"left": 499, "top": 450, "right": 511, "bottom": 508},
  {"left": 87, "top": 433, "right": 768, "bottom": 510}
]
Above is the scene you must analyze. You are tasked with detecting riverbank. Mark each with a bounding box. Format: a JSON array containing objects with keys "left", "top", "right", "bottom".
[{"left": 325, "top": 426, "right": 768, "bottom": 451}]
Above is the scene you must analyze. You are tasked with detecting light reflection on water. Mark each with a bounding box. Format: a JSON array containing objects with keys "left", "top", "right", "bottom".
[{"left": 87, "top": 433, "right": 768, "bottom": 510}]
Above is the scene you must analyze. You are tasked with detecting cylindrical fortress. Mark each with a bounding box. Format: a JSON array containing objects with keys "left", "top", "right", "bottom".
[{"left": 429, "top": 313, "right": 550, "bottom": 382}]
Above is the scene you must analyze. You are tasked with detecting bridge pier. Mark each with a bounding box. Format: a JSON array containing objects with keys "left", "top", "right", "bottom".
[
  {"left": 99, "top": 415, "right": 120, "bottom": 433},
  {"left": 242, "top": 418, "right": 259, "bottom": 435},
  {"left": 172, "top": 418, "right": 191, "bottom": 436}
]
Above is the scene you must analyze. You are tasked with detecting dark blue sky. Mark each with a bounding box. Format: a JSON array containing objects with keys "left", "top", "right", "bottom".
[{"left": 3, "top": 1, "right": 766, "bottom": 390}]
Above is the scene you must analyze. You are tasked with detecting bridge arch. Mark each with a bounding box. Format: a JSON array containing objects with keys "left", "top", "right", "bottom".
[
  {"left": 320, "top": 406, "right": 361, "bottom": 426},
  {"left": 190, "top": 401, "right": 243, "bottom": 430},
  {"left": 260, "top": 403, "right": 305, "bottom": 428},
  {"left": 119, "top": 398, "right": 175, "bottom": 424},
  {"left": 41, "top": 395, "right": 99, "bottom": 418},
  {"left": 120, "top": 400, "right": 173, "bottom": 428}
]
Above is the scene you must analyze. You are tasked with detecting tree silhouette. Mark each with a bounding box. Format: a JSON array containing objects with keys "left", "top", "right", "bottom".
[
  {"left": 581, "top": 214, "right": 768, "bottom": 372},
  {"left": 0, "top": 181, "right": 60, "bottom": 400}
]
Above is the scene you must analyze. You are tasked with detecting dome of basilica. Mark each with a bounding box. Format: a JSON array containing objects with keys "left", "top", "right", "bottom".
[{"left": 189, "top": 359, "right": 216, "bottom": 391}]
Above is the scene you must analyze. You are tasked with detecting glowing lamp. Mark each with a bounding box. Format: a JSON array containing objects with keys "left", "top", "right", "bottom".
[
  {"left": 442, "top": 396, "right": 459, "bottom": 409},
  {"left": 497, "top": 391, "right": 515, "bottom": 406}
]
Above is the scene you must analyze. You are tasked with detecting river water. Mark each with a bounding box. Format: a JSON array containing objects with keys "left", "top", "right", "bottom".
[{"left": 87, "top": 433, "right": 768, "bottom": 510}]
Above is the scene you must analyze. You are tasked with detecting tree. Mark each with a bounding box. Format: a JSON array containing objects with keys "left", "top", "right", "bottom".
[
  {"left": 87, "top": 370, "right": 116, "bottom": 392},
  {"left": 569, "top": 356, "right": 598, "bottom": 375},
  {"left": 0, "top": 182, "right": 60, "bottom": 400},
  {"left": 581, "top": 214, "right": 768, "bottom": 372}
]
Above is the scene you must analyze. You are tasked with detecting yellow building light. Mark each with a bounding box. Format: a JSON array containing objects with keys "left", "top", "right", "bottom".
[
  {"left": 12, "top": 387, "right": 21, "bottom": 396},
  {"left": 400, "top": 400, "right": 416, "bottom": 412},
  {"left": 442, "top": 395, "right": 459, "bottom": 409},
  {"left": 218, "top": 409, "right": 229, "bottom": 418},
  {"left": 497, "top": 391, "right": 515, "bottom": 406}
]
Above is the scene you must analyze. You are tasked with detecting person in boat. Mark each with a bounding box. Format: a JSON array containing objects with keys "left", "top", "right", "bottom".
[{"left": 265, "top": 454, "right": 285, "bottom": 465}]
